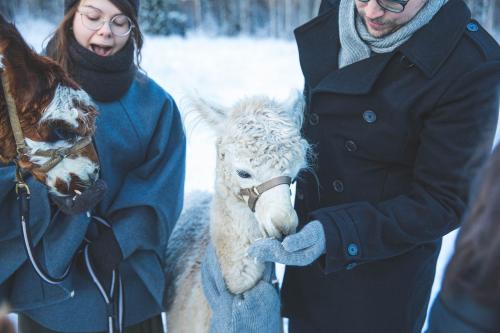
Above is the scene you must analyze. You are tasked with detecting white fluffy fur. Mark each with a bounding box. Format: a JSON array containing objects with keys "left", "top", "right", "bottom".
[
  {"left": 166, "top": 92, "right": 309, "bottom": 332},
  {"left": 0, "top": 54, "right": 4, "bottom": 69},
  {"left": 40, "top": 85, "right": 94, "bottom": 128}
]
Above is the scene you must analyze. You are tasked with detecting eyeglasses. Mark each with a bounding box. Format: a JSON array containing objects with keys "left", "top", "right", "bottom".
[
  {"left": 77, "top": 9, "right": 134, "bottom": 37},
  {"left": 357, "top": 0, "right": 409, "bottom": 13}
]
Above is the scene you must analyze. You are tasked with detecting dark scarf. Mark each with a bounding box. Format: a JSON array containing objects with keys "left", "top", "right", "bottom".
[{"left": 68, "top": 37, "right": 137, "bottom": 102}]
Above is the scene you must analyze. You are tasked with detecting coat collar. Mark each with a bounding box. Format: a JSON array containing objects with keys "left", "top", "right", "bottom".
[
  {"left": 399, "top": 0, "right": 471, "bottom": 78},
  {"left": 294, "top": 0, "right": 471, "bottom": 95}
]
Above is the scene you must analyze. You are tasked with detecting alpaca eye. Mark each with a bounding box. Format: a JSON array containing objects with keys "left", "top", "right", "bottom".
[{"left": 236, "top": 170, "right": 252, "bottom": 179}]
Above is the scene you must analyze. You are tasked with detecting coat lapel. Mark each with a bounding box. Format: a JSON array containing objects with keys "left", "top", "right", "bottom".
[
  {"left": 399, "top": 0, "right": 470, "bottom": 78},
  {"left": 313, "top": 52, "right": 394, "bottom": 95},
  {"left": 294, "top": 4, "right": 394, "bottom": 95},
  {"left": 294, "top": 0, "right": 471, "bottom": 95},
  {"left": 294, "top": 7, "right": 340, "bottom": 89}
]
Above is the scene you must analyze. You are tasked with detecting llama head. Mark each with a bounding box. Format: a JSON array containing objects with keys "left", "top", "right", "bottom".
[
  {"left": 0, "top": 15, "right": 99, "bottom": 196},
  {"left": 189, "top": 92, "right": 310, "bottom": 238}
]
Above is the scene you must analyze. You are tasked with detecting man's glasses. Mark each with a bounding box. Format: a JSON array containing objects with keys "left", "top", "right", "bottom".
[
  {"left": 78, "top": 9, "right": 134, "bottom": 37},
  {"left": 357, "top": 0, "right": 409, "bottom": 13}
]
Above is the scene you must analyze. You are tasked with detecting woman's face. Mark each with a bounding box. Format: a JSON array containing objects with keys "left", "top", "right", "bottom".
[{"left": 72, "top": 0, "right": 132, "bottom": 56}]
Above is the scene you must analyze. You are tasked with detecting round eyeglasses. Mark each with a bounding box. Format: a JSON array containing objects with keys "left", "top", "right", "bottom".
[
  {"left": 357, "top": 0, "right": 409, "bottom": 13},
  {"left": 78, "top": 10, "right": 134, "bottom": 37}
]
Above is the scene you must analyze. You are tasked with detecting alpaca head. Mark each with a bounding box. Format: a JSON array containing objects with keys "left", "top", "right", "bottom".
[
  {"left": 189, "top": 92, "right": 310, "bottom": 238},
  {"left": 0, "top": 15, "right": 99, "bottom": 196}
]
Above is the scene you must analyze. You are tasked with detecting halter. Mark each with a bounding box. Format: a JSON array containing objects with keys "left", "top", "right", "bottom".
[
  {"left": 0, "top": 69, "right": 93, "bottom": 175},
  {"left": 1, "top": 49, "right": 122, "bottom": 333},
  {"left": 239, "top": 176, "right": 292, "bottom": 212}
]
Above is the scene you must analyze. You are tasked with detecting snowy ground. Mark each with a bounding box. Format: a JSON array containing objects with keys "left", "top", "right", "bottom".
[{"left": 7, "top": 16, "right": 499, "bottom": 332}]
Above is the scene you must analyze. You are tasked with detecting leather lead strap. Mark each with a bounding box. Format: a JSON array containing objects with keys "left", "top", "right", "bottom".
[
  {"left": 1, "top": 70, "right": 28, "bottom": 156},
  {"left": 1, "top": 68, "right": 93, "bottom": 172}
]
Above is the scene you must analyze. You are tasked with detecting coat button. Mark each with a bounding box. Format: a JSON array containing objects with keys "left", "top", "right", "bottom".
[
  {"left": 345, "top": 140, "right": 357, "bottom": 152},
  {"left": 467, "top": 22, "right": 478, "bottom": 32},
  {"left": 309, "top": 113, "right": 319, "bottom": 126},
  {"left": 347, "top": 243, "right": 358, "bottom": 256},
  {"left": 332, "top": 179, "right": 344, "bottom": 192},
  {"left": 363, "top": 110, "right": 377, "bottom": 123},
  {"left": 346, "top": 262, "right": 357, "bottom": 270}
]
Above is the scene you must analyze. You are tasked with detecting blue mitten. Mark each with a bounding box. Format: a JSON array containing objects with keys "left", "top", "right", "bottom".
[
  {"left": 201, "top": 243, "right": 281, "bottom": 333},
  {"left": 248, "top": 220, "right": 326, "bottom": 266}
]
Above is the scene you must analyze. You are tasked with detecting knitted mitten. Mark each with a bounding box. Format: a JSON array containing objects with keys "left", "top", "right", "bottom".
[
  {"left": 248, "top": 220, "right": 326, "bottom": 266},
  {"left": 201, "top": 243, "right": 281, "bottom": 333}
]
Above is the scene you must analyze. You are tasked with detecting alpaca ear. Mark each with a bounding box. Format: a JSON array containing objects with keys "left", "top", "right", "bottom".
[
  {"left": 184, "top": 94, "right": 228, "bottom": 132},
  {"left": 282, "top": 90, "right": 305, "bottom": 129}
]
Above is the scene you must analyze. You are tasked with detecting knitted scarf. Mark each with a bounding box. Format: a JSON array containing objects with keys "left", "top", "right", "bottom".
[
  {"left": 68, "top": 37, "right": 137, "bottom": 102},
  {"left": 338, "top": 0, "right": 447, "bottom": 68}
]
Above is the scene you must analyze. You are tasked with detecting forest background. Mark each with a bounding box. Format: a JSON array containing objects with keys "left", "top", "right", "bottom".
[{"left": 1, "top": 0, "right": 499, "bottom": 38}]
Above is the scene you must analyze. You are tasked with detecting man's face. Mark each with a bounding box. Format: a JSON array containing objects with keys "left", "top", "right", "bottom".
[{"left": 355, "top": 0, "right": 428, "bottom": 37}]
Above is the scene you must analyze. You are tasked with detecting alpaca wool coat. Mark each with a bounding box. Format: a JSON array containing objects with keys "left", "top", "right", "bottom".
[
  {"left": 281, "top": 0, "right": 500, "bottom": 332},
  {"left": 0, "top": 72, "right": 186, "bottom": 331}
]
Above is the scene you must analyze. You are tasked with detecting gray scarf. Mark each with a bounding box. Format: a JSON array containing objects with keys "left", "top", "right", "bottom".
[{"left": 339, "top": 0, "right": 447, "bottom": 68}]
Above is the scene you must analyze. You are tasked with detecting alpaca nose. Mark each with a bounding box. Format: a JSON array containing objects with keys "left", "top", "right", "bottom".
[{"left": 271, "top": 210, "right": 298, "bottom": 237}]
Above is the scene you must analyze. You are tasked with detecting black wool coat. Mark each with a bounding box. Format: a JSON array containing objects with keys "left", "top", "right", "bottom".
[{"left": 281, "top": 1, "right": 500, "bottom": 332}]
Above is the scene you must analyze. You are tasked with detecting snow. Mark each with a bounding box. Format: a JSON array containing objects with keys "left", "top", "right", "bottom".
[{"left": 6, "top": 17, "right": 498, "bottom": 333}]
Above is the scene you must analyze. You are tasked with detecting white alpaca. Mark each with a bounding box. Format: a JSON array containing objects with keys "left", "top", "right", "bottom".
[{"left": 165, "top": 93, "right": 310, "bottom": 333}]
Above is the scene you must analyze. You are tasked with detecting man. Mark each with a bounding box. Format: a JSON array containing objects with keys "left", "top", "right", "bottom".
[{"left": 247, "top": 0, "right": 500, "bottom": 332}]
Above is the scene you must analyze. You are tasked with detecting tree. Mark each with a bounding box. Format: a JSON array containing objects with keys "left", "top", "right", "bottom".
[
  {"left": 140, "top": 0, "right": 187, "bottom": 36},
  {"left": 465, "top": 0, "right": 496, "bottom": 31}
]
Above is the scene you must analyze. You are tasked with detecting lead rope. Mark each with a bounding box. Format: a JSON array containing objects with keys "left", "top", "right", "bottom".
[
  {"left": 16, "top": 172, "right": 123, "bottom": 332},
  {"left": 3, "top": 60, "right": 120, "bottom": 332},
  {"left": 84, "top": 216, "right": 124, "bottom": 333},
  {"left": 16, "top": 165, "right": 72, "bottom": 284}
]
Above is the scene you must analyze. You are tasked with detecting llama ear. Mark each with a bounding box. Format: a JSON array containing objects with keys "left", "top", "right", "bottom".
[
  {"left": 282, "top": 90, "right": 305, "bottom": 128},
  {"left": 184, "top": 94, "right": 228, "bottom": 131}
]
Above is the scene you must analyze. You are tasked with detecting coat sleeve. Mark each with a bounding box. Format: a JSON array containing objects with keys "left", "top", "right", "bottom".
[
  {"left": 105, "top": 97, "right": 186, "bottom": 261},
  {"left": 310, "top": 63, "right": 500, "bottom": 274}
]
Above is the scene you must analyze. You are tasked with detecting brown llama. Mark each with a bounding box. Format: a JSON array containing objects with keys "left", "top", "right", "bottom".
[{"left": 0, "top": 14, "right": 99, "bottom": 196}]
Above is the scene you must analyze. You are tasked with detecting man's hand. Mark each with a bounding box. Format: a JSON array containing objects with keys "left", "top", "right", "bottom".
[
  {"left": 248, "top": 220, "right": 326, "bottom": 266},
  {"left": 50, "top": 179, "right": 107, "bottom": 215}
]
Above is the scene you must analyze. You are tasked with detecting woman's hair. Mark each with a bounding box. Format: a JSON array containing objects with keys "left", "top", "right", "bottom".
[
  {"left": 443, "top": 143, "right": 500, "bottom": 305},
  {"left": 46, "top": 0, "right": 143, "bottom": 73}
]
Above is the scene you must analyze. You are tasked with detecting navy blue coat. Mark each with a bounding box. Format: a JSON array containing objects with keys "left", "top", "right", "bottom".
[
  {"left": 281, "top": 1, "right": 500, "bottom": 332},
  {"left": 0, "top": 72, "right": 186, "bottom": 331}
]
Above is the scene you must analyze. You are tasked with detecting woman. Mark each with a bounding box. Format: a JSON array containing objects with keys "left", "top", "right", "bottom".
[
  {"left": 426, "top": 144, "right": 500, "bottom": 333},
  {"left": 0, "top": 0, "right": 186, "bottom": 332}
]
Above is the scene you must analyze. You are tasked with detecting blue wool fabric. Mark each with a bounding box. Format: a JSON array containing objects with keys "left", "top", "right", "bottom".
[
  {"left": 248, "top": 220, "right": 326, "bottom": 266},
  {"left": 0, "top": 72, "right": 186, "bottom": 332}
]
